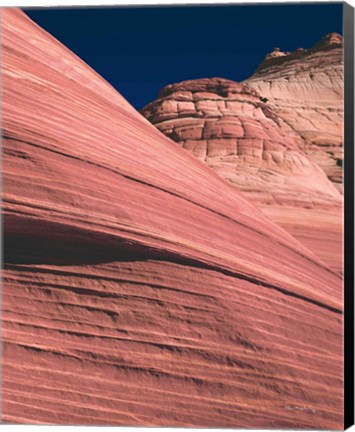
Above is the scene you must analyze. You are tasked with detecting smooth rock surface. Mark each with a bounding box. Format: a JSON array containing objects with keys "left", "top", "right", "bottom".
[{"left": 2, "top": 10, "right": 343, "bottom": 428}]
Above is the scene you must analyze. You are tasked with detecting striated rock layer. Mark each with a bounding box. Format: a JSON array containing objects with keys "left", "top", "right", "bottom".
[
  {"left": 246, "top": 33, "right": 344, "bottom": 193},
  {"left": 141, "top": 78, "right": 343, "bottom": 272},
  {"left": 2, "top": 9, "right": 343, "bottom": 428}
]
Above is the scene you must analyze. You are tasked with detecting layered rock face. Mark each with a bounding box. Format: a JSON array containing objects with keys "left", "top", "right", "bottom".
[
  {"left": 141, "top": 78, "right": 343, "bottom": 272},
  {"left": 247, "top": 33, "right": 344, "bottom": 192},
  {"left": 2, "top": 9, "right": 343, "bottom": 429}
]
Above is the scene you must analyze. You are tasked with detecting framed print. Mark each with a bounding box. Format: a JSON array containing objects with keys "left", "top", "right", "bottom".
[{"left": 1, "top": 1, "right": 354, "bottom": 429}]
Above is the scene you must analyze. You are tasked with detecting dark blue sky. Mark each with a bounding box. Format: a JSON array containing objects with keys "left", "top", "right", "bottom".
[{"left": 24, "top": 3, "right": 343, "bottom": 110}]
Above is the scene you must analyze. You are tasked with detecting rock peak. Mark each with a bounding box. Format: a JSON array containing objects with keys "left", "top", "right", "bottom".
[
  {"left": 263, "top": 47, "right": 291, "bottom": 61},
  {"left": 254, "top": 32, "right": 342, "bottom": 75},
  {"left": 158, "top": 77, "right": 259, "bottom": 99},
  {"left": 312, "top": 32, "right": 343, "bottom": 50}
]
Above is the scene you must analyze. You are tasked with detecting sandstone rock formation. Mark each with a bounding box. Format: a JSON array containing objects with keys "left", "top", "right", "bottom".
[
  {"left": 141, "top": 78, "right": 343, "bottom": 272},
  {"left": 247, "top": 33, "right": 344, "bottom": 192},
  {"left": 2, "top": 9, "right": 343, "bottom": 429}
]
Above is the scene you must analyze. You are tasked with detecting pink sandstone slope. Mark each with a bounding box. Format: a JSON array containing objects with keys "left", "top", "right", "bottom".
[
  {"left": 1, "top": 9, "right": 343, "bottom": 428},
  {"left": 141, "top": 78, "right": 343, "bottom": 273},
  {"left": 246, "top": 33, "right": 344, "bottom": 193}
]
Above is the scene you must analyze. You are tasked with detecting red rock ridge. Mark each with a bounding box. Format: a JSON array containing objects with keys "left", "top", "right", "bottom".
[{"left": 2, "top": 9, "right": 343, "bottom": 428}]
